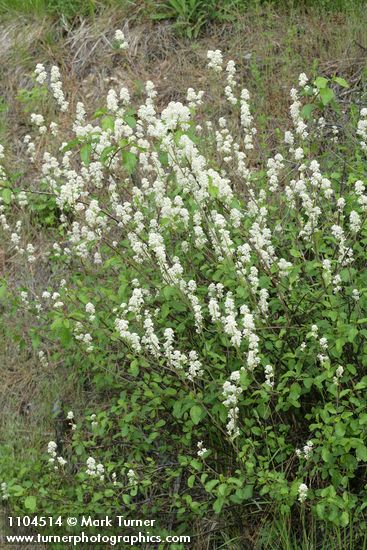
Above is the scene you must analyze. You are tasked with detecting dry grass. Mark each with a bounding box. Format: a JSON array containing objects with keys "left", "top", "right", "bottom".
[
  {"left": 0, "top": 7, "right": 366, "bottom": 166},
  {"left": 1, "top": 8, "right": 367, "bottom": 120}
]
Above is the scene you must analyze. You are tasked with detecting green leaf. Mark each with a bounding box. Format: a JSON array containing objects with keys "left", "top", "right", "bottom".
[
  {"left": 129, "top": 360, "right": 139, "bottom": 377},
  {"left": 80, "top": 143, "right": 92, "bottom": 166},
  {"left": 172, "top": 400, "right": 183, "bottom": 418},
  {"left": 218, "top": 483, "right": 228, "bottom": 496},
  {"left": 0, "top": 282, "right": 7, "bottom": 300},
  {"left": 213, "top": 496, "right": 225, "bottom": 514},
  {"left": 100, "top": 145, "right": 115, "bottom": 164},
  {"left": 356, "top": 444, "right": 367, "bottom": 462},
  {"left": 333, "top": 76, "right": 349, "bottom": 88},
  {"left": 24, "top": 495, "right": 37, "bottom": 512},
  {"left": 355, "top": 376, "right": 367, "bottom": 390},
  {"left": 11, "top": 485, "right": 25, "bottom": 496},
  {"left": 319, "top": 87, "right": 334, "bottom": 106},
  {"left": 101, "top": 115, "right": 115, "bottom": 131},
  {"left": 190, "top": 459, "right": 202, "bottom": 471},
  {"left": 314, "top": 76, "right": 329, "bottom": 89},
  {"left": 2, "top": 188, "right": 12, "bottom": 204},
  {"left": 335, "top": 423, "right": 345, "bottom": 437},
  {"left": 60, "top": 138, "right": 80, "bottom": 152},
  {"left": 347, "top": 326, "right": 358, "bottom": 342},
  {"left": 187, "top": 475, "right": 195, "bottom": 488},
  {"left": 59, "top": 326, "right": 72, "bottom": 347},
  {"left": 236, "top": 485, "right": 254, "bottom": 500},
  {"left": 124, "top": 112, "right": 136, "bottom": 128},
  {"left": 122, "top": 150, "right": 138, "bottom": 174},
  {"left": 289, "top": 382, "right": 301, "bottom": 400},
  {"left": 161, "top": 303, "right": 170, "bottom": 319},
  {"left": 321, "top": 448, "right": 332, "bottom": 462},
  {"left": 236, "top": 286, "right": 246, "bottom": 298},
  {"left": 205, "top": 479, "right": 219, "bottom": 492},
  {"left": 92, "top": 108, "right": 107, "bottom": 118},
  {"left": 208, "top": 181, "right": 219, "bottom": 198},
  {"left": 122, "top": 494, "right": 131, "bottom": 505},
  {"left": 303, "top": 377, "right": 313, "bottom": 389},
  {"left": 158, "top": 151, "right": 168, "bottom": 166},
  {"left": 190, "top": 405, "right": 202, "bottom": 425},
  {"left": 340, "top": 511, "right": 349, "bottom": 527},
  {"left": 301, "top": 104, "right": 315, "bottom": 120}
]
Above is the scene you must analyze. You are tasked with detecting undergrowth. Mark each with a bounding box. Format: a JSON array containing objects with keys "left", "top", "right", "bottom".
[{"left": 0, "top": 0, "right": 366, "bottom": 38}]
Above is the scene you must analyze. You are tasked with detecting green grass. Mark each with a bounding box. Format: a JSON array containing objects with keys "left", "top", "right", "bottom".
[
  {"left": 0, "top": 0, "right": 366, "bottom": 23},
  {"left": 0, "top": 0, "right": 366, "bottom": 42},
  {"left": 257, "top": 515, "right": 367, "bottom": 550},
  {"left": 0, "top": 0, "right": 126, "bottom": 18}
]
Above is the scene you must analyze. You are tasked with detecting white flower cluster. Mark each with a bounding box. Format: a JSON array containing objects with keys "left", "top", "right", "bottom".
[
  {"left": 354, "top": 180, "right": 367, "bottom": 211},
  {"left": 331, "top": 224, "right": 353, "bottom": 267},
  {"left": 127, "top": 468, "right": 137, "bottom": 486},
  {"left": 298, "top": 73, "right": 308, "bottom": 87},
  {"left": 86, "top": 457, "right": 105, "bottom": 481},
  {"left": 309, "top": 325, "right": 329, "bottom": 364},
  {"left": 207, "top": 50, "right": 223, "bottom": 72},
  {"left": 225, "top": 60, "right": 237, "bottom": 106},
  {"left": 114, "top": 29, "right": 128, "bottom": 50},
  {"left": 290, "top": 87, "right": 308, "bottom": 139},
  {"left": 350, "top": 210, "right": 361, "bottom": 233},
  {"left": 188, "top": 350, "right": 203, "bottom": 380},
  {"left": 115, "top": 317, "right": 141, "bottom": 353},
  {"left": 163, "top": 329, "right": 203, "bottom": 379},
  {"left": 50, "top": 66, "right": 69, "bottom": 112},
  {"left": 223, "top": 291, "right": 242, "bottom": 347},
  {"left": 322, "top": 259, "right": 332, "bottom": 285},
  {"left": 298, "top": 482, "right": 308, "bottom": 503},
  {"left": 296, "top": 440, "right": 313, "bottom": 460},
  {"left": 74, "top": 322, "right": 94, "bottom": 353},
  {"left": 357, "top": 107, "right": 367, "bottom": 152},
  {"left": 278, "top": 258, "right": 292, "bottom": 278},
  {"left": 90, "top": 413, "right": 98, "bottom": 428},
  {"left": 197, "top": 441, "right": 208, "bottom": 458},
  {"left": 1, "top": 482, "right": 10, "bottom": 500},
  {"left": 161, "top": 102, "right": 191, "bottom": 131},
  {"left": 240, "top": 88, "right": 256, "bottom": 150},
  {"left": 319, "top": 337, "right": 328, "bottom": 350},
  {"left": 267, "top": 154, "right": 284, "bottom": 192},
  {"left": 333, "top": 365, "right": 344, "bottom": 385},
  {"left": 85, "top": 302, "right": 96, "bottom": 321},
  {"left": 47, "top": 441, "right": 67, "bottom": 470},
  {"left": 222, "top": 375, "right": 243, "bottom": 438},
  {"left": 30, "top": 113, "right": 47, "bottom": 134},
  {"left": 264, "top": 364, "right": 274, "bottom": 389},
  {"left": 67, "top": 410, "right": 77, "bottom": 431},
  {"left": 187, "top": 88, "right": 204, "bottom": 109},
  {"left": 35, "top": 63, "right": 47, "bottom": 84},
  {"left": 142, "top": 310, "right": 160, "bottom": 356},
  {"left": 38, "top": 350, "right": 49, "bottom": 368}
]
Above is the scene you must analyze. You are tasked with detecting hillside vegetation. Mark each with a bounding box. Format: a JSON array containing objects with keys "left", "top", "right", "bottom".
[{"left": 1, "top": 2, "right": 367, "bottom": 548}]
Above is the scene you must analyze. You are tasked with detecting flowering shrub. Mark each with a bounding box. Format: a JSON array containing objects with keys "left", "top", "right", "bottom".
[{"left": 1, "top": 30, "right": 367, "bottom": 542}]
